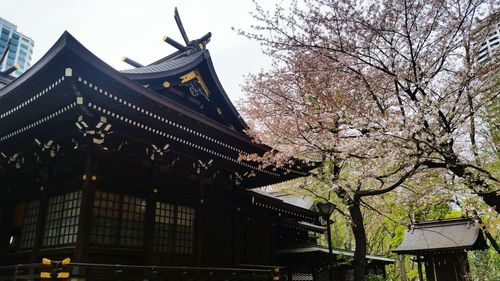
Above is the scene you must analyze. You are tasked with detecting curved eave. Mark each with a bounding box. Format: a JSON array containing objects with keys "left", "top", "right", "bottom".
[
  {"left": 276, "top": 246, "right": 395, "bottom": 264},
  {"left": 0, "top": 31, "right": 71, "bottom": 99},
  {"left": 0, "top": 31, "right": 268, "bottom": 152},
  {"left": 117, "top": 48, "right": 319, "bottom": 176},
  {"left": 204, "top": 51, "right": 250, "bottom": 132},
  {"left": 0, "top": 31, "right": 315, "bottom": 185},
  {"left": 392, "top": 243, "right": 483, "bottom": 255},
  {"left": 247, "top": 188, "right": 322, "bottom": 219},
  {"left": 119, "top": 50, "right": 252, "bottom": 136}
]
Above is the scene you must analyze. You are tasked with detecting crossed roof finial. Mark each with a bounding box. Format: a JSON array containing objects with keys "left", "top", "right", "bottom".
[
  {"left": 164, "top": 7, "right": 212, "bottom": 51},
  {"left": 122, "top": 7, "right": 212, "bottom": 68}
]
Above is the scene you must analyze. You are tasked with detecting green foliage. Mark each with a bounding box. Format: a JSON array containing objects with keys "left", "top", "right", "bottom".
[
  {"left": 242, "top": 1, "right": 499, "bottom": 279},
  {"left": 412, "top": 201, "right": 454, "bottom": 221},
  {"left": 391, "top": 225, "right": 407, "bottom": 249},
  {"left": 444, "top": 209, "right": 464, "bottom": 219},
  {"left": 469, "top": 249, "right": 500, "bottom": 281}
]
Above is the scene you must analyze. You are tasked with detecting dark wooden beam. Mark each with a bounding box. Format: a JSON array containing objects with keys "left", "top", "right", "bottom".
[
  {"left": 74, "top": 146, "right": 95, "bottom": 262},
  {"left": 233, "top": 205, "right": 240, "bottom": 266},
  {"left": 196, "top": 178, "right": 205, "bottom": 266},
  {"left": 29, "top": 164, "right": 49, "bottom": 263},
  {"left": 144, "top": 161, "right": 157, "bottom": 265}
]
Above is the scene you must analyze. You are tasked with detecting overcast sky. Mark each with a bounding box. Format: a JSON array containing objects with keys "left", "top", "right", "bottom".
[{"left": 1, "top": 0, "right": 274, "bottom": 103}]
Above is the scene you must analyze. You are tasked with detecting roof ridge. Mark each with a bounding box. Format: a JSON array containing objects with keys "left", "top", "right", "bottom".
[{"left": 412, "top": 217, "right": 472, "bottom": 227}]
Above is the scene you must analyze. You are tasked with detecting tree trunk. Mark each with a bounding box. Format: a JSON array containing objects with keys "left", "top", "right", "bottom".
[
  {"left": 398, "top": 255, "right": 408, "bottom": 281},
  {"left": 349, "top": 196, "right": 367, "bottom": 281}
]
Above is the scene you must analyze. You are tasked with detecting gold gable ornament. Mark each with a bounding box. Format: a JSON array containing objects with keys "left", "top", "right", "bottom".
[{"left": 180, "top": 70, "right": 210, "bottom": 101}]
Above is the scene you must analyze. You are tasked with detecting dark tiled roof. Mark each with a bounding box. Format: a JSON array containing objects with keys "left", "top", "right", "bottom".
[
  {"left": 276, "top": 245, "right": 395, "bottom": 263},
  {"left": 120, "top": 50, "right": 204, "bottom": 74},
  {"left": 252, "top": 188, "right": 315, "bottom": 210},
  {"left": 393, "top": 217, "right": 488, "bottom": 254}
]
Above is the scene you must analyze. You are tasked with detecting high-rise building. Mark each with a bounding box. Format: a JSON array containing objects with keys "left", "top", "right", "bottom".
[
  {"left": 0, "top": 18, "right": 34, "bottom": 77},
  {"left": 477, "top": 13, "right": 500, "bottom": 63}
]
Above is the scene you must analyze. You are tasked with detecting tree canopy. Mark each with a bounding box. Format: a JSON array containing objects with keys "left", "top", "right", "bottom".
[{"left": 239, "top": 0, "right": 499, "bottom": 280}]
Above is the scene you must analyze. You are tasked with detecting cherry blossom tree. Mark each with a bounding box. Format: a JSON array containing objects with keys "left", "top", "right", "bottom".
[
  {"left": 242, "top": 47, "right": 424, "bottom": 281},
  {"left": 239, "top": 0, "right": 499, "bottom": 280}
]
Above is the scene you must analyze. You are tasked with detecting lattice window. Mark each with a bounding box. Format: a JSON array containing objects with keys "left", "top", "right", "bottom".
[
  {"left": 120, "top": 196, "right": 146, "bottom": 246},
  {"left": 91, "top": 191, "right": 146, "bottom": 247},
  {"left": 91, "top": 191, "right": 120, "bottom": 244},
  {"left": 19, "top": 200, "right": 40, "bottom": 248},
  {"left": 291, "top": 273, "right": 313, "bottom": 281},
  {"left": 175, "top": 206, "right": 195, "bottom": 254},
  {"left": 43, "top": 191, "right": 82, "bottom": 246},
  {"left": 153, "top": 202, "right": 175, "bottom": 252},
  {"left": 153, "top": 203, "right": 195, "bottom": 254}
]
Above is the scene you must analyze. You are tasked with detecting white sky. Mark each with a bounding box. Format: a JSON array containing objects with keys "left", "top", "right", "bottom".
[{"left": 0, "top": 0, "right": 274, "bottom": 103}]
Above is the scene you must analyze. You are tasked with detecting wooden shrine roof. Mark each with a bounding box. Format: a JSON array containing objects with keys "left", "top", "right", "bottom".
[
  {"left": 119, "top": 31, "right": 248, "bottom": 134},
  {"left": 0, "top": 31, "right": 315, "bottom": 188},
  {"left": 276, "top": 245, "right": 395, "bottom": 263},
  {"left": 241, "top": 188, "right": 321, "bottom": 226},
  {"left": 393, "top": 217, "right": 488, "bottom": 254}
]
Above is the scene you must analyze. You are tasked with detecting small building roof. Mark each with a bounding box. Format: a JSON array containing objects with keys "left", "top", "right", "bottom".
[
  {"left": 251, "top": 188, "right": 315, "bottom": 210},
  {"left": 393, "top": 217, "right": 488, "bottom": 255},
  {"left": 238, "top": 188, "right": 322, "bottom": 226},
  {"left": 276, "top": 245, "right": 395, "bottom": 263}
]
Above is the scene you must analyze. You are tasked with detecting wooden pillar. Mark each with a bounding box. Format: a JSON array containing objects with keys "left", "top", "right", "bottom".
[
  {"left": 74, "top": 147, "right": 95, "bottom": 262},
  {"left": 0, "top": 199, "right": 15, "bottom": 253},
  {"left": 271, "top": 220, "right": 276, "bottom": 265},
  {"left": 30, "top": 186, "right": 49, "bottom": 263},
  {"left": 0, "top": 169, "right": 16, "bottom": 253},
  {"left": 453, "top": 256, "right": 459, "bottom": 281},
  {"left": 144, "top": 162, "right": 158, "bottom": 265},
  {"left": 417, "top": 256, "right": 424, "bottom": 281},
  {"left": 431, "top": 256, "right": 438, "bottom": 281},
  {"left": 30, "top": 159, "right": 52, "bottom": 263},
  {"left": 233, "top": 204, "right": 241, "bottom": 266},
  {"left": 195, "top": 178, "right": 205, "bottom": 266}
]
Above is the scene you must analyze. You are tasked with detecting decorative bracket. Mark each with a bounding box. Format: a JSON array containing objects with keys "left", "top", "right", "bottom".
[
  {"left": 1, "top": 152, "right": 25, "bottom": 169},
  {"left": 34, "top": 138, "right": 60, "bottom": 158},
  {"left": 75, "top": 116, "right": 112, "bottom": 146},
  {"left": 243, "top": 170, "right": 257, "bottom": 178},
  {"left": 230, "top": 171, "right": 243, "bottom": 186},
  {"left": 192, "top": 159, "right": 214, "bottom": 175},
  {"left": 146, "top": 144, "right": 170, "bottom": 161}
]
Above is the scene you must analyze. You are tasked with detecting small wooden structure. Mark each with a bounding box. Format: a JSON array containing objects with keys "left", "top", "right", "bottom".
[{"left": 393, "top": 217, "right": 488, "bottom": 281}]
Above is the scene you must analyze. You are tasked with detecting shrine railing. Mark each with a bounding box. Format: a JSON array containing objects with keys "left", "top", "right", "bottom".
[{"left": 0, "top": 262, "right": 286, "bottom": 281}]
